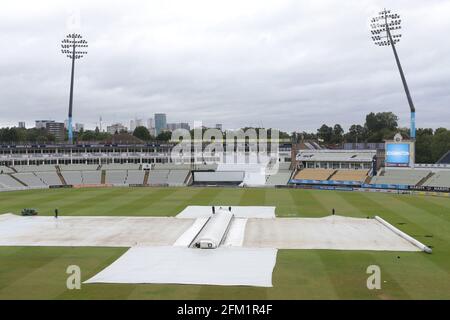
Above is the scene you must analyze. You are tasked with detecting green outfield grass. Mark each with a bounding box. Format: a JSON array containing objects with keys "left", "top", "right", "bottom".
[{"left": 0, "top": 187, "right": 449, "bottom": 299}]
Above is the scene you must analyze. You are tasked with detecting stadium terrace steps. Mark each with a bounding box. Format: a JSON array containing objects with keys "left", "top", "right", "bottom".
[
  {"left": 101, "top": 163, "right": 141, "bottom": 170},
  {"left": 143, "top": 170, "right": 150, "bottom": 185},
  {"left": 148, "top": 170, "right": 170, "bottom": 185},
  {"left": 56, "top": 167, "right": 67, "bottom": 185},
  {"left": 0, "top": 166, "right": 15, "bottom": 174},
  {"left": 61, "top": 171, "right": 82, "bottom": 185},
  {"left": 167, "top": 170, "right": 190, "bottom": 186},
  {"left": 12, "top": 172, "right": 46, "bottom": 187},
  {"left": 13, "top": 165, "right": 56, "bottom": 172},
  {"left": 82, "top": 171, "right": 102, "bottom": 184},
  {"left": 105, "top": 170, "right": 127, "bottom": 185},
  {"left": 59, "top": 164, "right": 100, "bottom": 171},
  {"left": 417, "top": 172, "right": 435, "bottom": 187},
  {"left": 266, "top": 172, "right": 291, "bottom": 186},
  {"left": 370, "top": 169, "right": 430, "bottom": 186},
  {"left": 0, "top": 174, "right": 26, "bottom": 188},
  {"left": 101, "top": 170, "right": 106, "bottom": 184},
  {"left": 34, "top": 172, "right": 63, "bottom": 186},
  {"left": 331, "top": 170, "right": 369, "bottom": 182},
  {"left": 294, "top": 169, "right": 336, "bottom": 181},
  {"left": 125, "top": 170, "right": 145, "bottom": 185},
  {"left": 422, "top": 171, "right": 450, "bottom": 188}
]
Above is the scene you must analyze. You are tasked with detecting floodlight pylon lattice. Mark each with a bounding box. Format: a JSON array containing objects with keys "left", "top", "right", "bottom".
[
  {"left": 60, "top": 33, "right": 88, "bottom": 144},
  {"left": 370, "top": 9, "right": 416, "bottom": 139}
]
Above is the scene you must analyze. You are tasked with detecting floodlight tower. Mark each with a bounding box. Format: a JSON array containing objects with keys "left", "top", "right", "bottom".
[
  {"left": 61, "top": 33, "right": 88, "bottom": 144},
  {"left": 370, "top": 9, "right": 416, "bottom": 139}
]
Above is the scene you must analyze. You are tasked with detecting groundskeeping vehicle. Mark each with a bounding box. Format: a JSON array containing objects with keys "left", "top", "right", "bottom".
[{"left": 21, "top": 208, "right": 38, "bottom": 216}]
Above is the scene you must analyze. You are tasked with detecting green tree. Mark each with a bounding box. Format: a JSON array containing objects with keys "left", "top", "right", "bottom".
[
  {"left": 317, "top": 124, "right": 333, "bottom": 143},
  {"left": 133, "top": 126, "right": 151, "bottom": 141},
  {"left": 432, "top": 128, "right": 450, "bottom": 162},
  {"left": 156, "top": 131, "right": 172, "bottom": 141},
  {"left": 332, "top": 124, "right": 344, "bottom": 144}
]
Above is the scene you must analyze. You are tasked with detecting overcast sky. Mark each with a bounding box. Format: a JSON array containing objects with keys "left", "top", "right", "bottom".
[{"left": 0, "top": 0, "right": 449, "bottom": 132}]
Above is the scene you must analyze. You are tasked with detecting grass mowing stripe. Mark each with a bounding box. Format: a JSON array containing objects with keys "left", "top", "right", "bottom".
[{"left": 288, "top": 189, "right": 329, "bottom": 217}]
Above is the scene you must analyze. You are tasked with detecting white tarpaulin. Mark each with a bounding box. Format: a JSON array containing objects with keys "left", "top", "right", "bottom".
[
  {"left": 244, "top": 215, "right": 421, "bottom": 252},
  {"left": 176, "top": 206, "right": 275, "bottom": 219},
  {"left": 0, "top": 214, "right": 193, "bottom": 247},
  {"left": 85, "top": 246, "right": 278, "bottom": 287}
]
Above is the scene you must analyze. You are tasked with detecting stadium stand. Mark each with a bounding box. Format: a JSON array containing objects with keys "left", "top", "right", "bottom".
[
  {"left": 14, "top": 165, "right": 56, "bottom": 172},
  {"left": 332, "top": 170, "right": 369, "bottom": 182},
  {"left": 0, "top": 174, "right": 25, "bottom": 189},
  {"left": 12, "top": 173, "right": 46, "bottom": 187},
  {"left": 370, "top": 169, "right": 430, "bottom": 186},
  {"left": 265, "top": 162, "right": 292, "bottom": 186},
  {"left": 148, "top": 170, "right": 170, "bottom": 185},
  {"left": 422, "top": 171, "right": 450, "bottom": 188},
  {"left": 266, "top": 172, "right": 292, "bottom": 186},
  {"left": 105, "top": 170, "right": 127, "bottom": 184},
  {"left": 193, "top": 171, "right": 244, "bottom": 185},
  {"left": 125, "top": 170, "right": 145, "bottom": 185},
  {"left": 59, "top": 164, "right": 99, "bottom": 171},
  {"left": 153, "top": 163, "right": 192, "bottom": 170},
  {"left": 81, "top": 171, "right": 102, "bottom": 184},
  {"left": 35, "top": 172, "right": 63, "bottom": 185},
  {"left": 294, "top": 169, "right": 335, "bottom": 181},
  {"left": 0, "top": 166, "right": 14, "bottom": 174},
  {"left": 61, "top": 171, "right": 82, "bottom": 185},
  {"left": 101, "top": 163, "right": 141, "bottom": 170},
  {"left": 167, "top": 170, "right": 190, "bottom": 186}
]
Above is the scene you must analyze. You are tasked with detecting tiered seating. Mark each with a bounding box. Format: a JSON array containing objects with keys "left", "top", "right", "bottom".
[
  {"left": 59, "top": 164, "right": 99, "bottom": 171},
  {"left": 370, "top": 169, "right": 430, "bottom": 186},
  {"left": 167, "top": 170, "right": 190, "bottom": 186},
  {"left": 102, "top": 163, "right": 140, "bottom": 170},
  {"left": 82, "top": 171, "right": 101, "bottom": 184},
  {"left": 422, "top": 171, "right": 450, "bottom": 188},
  {"left": 125, "top": 170, "right": 145, "bottom": 185},
  {"left": 265, "top": 162, "right": 292, "bottom": 186},
  {"left": 148, "top": 170, "right": 170, "bottom": 185},
  {"left": 153, "top": 163, "right": 191, "bottom": 170},
  {"left": 12, "top": 173, "right": 46, "bottom": 187},
  {"left": 294, "top": 169, "right": 335, "bottom": 181},
  {"left": 61, "top": 171, "right": 82, "bottom": 185},
  {"left": 105, "top": 170, "right": 127, "bottom": 184},
  {"left": 14, "top": 165, "right": 56, "bottom": 172},
  {"left": 0, "top": 174, "right": 24, "bottom": 189},
  {"left": 0, "top": 166, "right": 14, "bottom": 174},
  {"left": 332, "top": 170, "right": 368, "bottom": 182},
  {"left": 266, "top": 172, "right": 291, "bottom": 186},
  {"left": 35, "top": 172, "right": 63, "bottom": 185}
]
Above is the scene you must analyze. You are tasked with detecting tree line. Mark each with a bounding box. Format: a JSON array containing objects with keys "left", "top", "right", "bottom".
[{"left": 1, "top": 111, "right": 449, "bottom": 163}]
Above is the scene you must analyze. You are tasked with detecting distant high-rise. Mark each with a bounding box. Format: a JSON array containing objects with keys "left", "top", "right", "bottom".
[
  {"left": 75, "top": 123, "right": 84, "bottom": 132},
  {"left": 18, "top": 122, "right": 26, "bottom": 129},
  {"left": 129, "top": 120, "right": 136, "bottom": 132},
  {"left": 107, "top": 123, "right": 127, "bottom": 134},
  {"left": 35, "top": 120, "right": 55, "bottom": 129},
  {"left": 46, "top": 122, "right": 65, "bottom": 141},
  {"left": 167, "top": 123, "right": 190, "bottom": 131},
  {"left": 155, "top": 113, "right": 167, "bottom": 136}
]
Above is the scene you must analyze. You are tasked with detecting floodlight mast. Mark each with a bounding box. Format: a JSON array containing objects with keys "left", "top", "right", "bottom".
[
  {"left": 60, "top": 33, "right": 88, "bottom": 144},
  {"left": 370, "top": 9, "right": 416, "bottom": 139}
]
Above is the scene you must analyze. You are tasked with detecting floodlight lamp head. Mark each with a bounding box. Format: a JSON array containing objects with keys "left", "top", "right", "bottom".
[
  {"left": 60, "top": 33, "right": 88, "bottom": 59},
  {"left": 370, "top": 9, "right": 402, "bottom": 47}
]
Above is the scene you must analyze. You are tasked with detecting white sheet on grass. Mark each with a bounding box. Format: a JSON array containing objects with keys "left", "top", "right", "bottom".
[
  {"left": 85, "top": 246, "right": 277, "bottom": 287},
  {"left": 176, "top": 206, "right": 275, "bottom": 219}
]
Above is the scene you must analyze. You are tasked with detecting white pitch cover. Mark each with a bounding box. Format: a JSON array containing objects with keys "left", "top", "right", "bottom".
[{"left": 85, "top": 246, "right": 278, "bottom": 287}]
